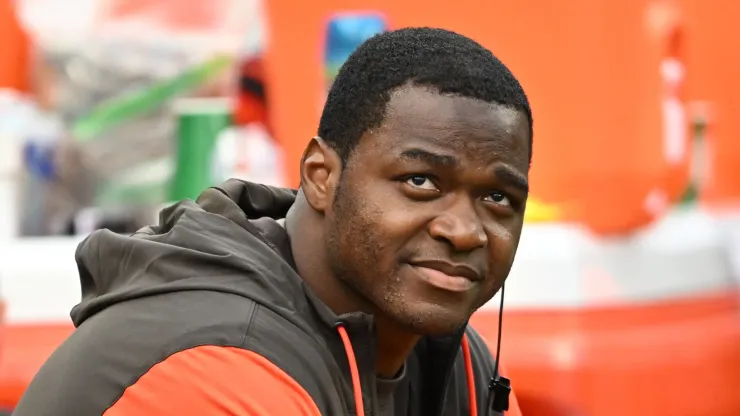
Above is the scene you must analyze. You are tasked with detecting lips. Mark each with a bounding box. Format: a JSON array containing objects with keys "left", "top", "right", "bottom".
[
  {"left": 407, "top": 260, "right": 482, "bottom": 282},
  {"left": 406, "top": 260, "right": 482, "bottom": 293}
]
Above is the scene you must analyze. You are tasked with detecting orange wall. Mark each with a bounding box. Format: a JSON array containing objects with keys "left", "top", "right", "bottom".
[
  {"left": 264, "top": 0, "right": 688, "bottom": 234},
  {"left": 683, "top": 0, "right": 740, "bottom": 207}
]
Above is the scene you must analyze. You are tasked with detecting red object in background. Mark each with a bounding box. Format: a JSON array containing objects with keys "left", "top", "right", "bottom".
[
  {"left": 0, "top": 324, "right": 73, "bottom": 410},
  {"left": 471, "top": 291, "right": 740, "bottom": 416},
  {"left": 234, "top": 58, "right": 270, "bottom": 129},
  {"left": 235, "top": 93, "right": 268, "bottom": 126},
  {"left": 105, "top": 0, "right": 222, "bottom": 31},
  {"left": 0, "top": 0, "right": 30, "bottom": 92}
]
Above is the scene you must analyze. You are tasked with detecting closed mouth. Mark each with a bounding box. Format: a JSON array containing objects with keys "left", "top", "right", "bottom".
[{"left": 406, "top": 260, "right": 481, "bottom": 282}]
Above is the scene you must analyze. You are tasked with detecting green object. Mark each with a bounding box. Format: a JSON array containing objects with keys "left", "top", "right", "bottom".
[
  {"left": 95, "top": 181, "right": 169, "bottom": 206},
  {"left": 170, "top": 97, "right": 232, "bottom": 201},
  {"left": 94, "top": 157, "right": 173, "bottom": 206},
  {"left": 679, "top": 182, "right": 698, "bottom": 204},
  {"left": 73, "top": 55, "right": 233, "bottom": 142}
]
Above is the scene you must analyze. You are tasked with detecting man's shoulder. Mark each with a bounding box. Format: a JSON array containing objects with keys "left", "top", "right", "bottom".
[
  {"left": 71, "top": 288, "right": 333, "bottom": 384},
  {"left": 14, "top": 290, "right": 256, "bottom": 414},
  {"left": 15, "top": 289, "right": 341, "bottom": 415},
  {"left": 99, "top": 345, "right": 324, "bottom": 416}
]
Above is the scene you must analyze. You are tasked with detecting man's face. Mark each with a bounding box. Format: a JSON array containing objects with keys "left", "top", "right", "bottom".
[{"left": 325, "top": 85, "right": 530, "bottom": 336}]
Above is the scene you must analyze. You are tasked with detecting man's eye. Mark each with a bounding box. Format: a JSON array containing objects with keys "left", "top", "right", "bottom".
[
  {"left": 405, "top": 175, "right": 438, "bottom": 191},
  {"left": 484, "top": 191, "right": 511, "bottom": 207}
]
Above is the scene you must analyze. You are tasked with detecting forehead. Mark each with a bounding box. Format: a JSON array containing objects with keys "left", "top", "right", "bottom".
[{"left": 361, "top": 85, "right": 530, "bottom": 169}]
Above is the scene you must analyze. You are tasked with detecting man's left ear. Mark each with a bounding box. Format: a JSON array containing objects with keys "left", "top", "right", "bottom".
[{"left": 299, "top": 136, "right": 342, "bottom": 213}]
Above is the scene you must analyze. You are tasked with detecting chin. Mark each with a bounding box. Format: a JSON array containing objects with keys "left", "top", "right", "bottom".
[{"left": 391, "top": 304, "right": 471, "bottom": 337}]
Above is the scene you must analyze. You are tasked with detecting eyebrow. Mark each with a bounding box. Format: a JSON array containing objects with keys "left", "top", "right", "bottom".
[
  {"left": 495, "top": 166, "right": 529, "bottom": 194},
  {"left": 397, "top": 148, "right": 529, "bottom": 194},
  {"left": 398, "top": 148, "right": 459, "bottom": 167}
]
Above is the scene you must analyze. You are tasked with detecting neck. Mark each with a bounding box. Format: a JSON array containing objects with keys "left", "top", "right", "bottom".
[
  {"left": 374, "top": 315, "right": 420, "bottom": 378},
  {"left": 287, "top": 196, "right": 420, "bottom": 378}
]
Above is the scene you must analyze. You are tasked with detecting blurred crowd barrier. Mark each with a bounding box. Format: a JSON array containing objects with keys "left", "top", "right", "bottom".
[{"left": 0, "top": 0, "right": 267, "bottom": 238}]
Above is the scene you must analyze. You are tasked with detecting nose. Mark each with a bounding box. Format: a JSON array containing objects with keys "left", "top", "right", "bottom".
[{"left": 428, "top": 199, "right": 487, "bottom": 252}]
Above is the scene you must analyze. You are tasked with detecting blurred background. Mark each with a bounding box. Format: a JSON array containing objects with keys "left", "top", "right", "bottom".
[{"left": 0, "top": 0, "right": 738, "bottom": 414}]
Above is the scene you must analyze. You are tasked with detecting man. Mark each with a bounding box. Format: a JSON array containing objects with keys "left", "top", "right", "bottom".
[{"left": 15, "top": 27, "right": 532, "bottom": 415}]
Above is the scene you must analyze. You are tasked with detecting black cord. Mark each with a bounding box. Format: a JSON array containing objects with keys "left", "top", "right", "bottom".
[
  {"left": 493, "top": 283, "right": 505, "bottom": 379},
  {"left": 488, "top": 283, "right": 511, "bottom": 413}
]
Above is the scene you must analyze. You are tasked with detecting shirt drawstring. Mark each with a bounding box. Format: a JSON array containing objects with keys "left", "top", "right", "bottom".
[
  {"left": 460, "top": 334, "right": 479, "bottom": 416},
  {"left": 337, "top": 325, "right": 366, "bottom": 416},
  {"left": 336, "top": 324, "right": 479, "bottom": 416}
]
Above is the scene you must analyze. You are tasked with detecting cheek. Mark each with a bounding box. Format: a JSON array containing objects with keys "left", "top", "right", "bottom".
[
  {"left": 370, "top": 191, "right": 436, "bottom": 253},
  {"left": 332, "top": 189, "right": 386, "bottom": 263},
  {"left": 339, "top": 187, "right": 426, "bottom": 268},
  {"left": 487, "top": 225, "right": 519, "bottom": 272}
]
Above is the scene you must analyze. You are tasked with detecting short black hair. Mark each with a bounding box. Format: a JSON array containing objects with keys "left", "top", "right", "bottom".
[{"left": 318, "top": 27, "right": 533, "bottom": 164}]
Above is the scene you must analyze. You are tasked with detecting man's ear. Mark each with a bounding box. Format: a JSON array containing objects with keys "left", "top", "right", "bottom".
[{"left": 300, "top": 137, "right": 342, "bottom": 213}]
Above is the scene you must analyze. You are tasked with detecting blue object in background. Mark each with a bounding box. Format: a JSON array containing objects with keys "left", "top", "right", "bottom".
[
  {"left": 324, "top": 13, "right": 388, "bottom": 80},
  {"left": 23, "top": 140, "right": 57, "bottom": 181}
]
